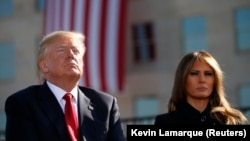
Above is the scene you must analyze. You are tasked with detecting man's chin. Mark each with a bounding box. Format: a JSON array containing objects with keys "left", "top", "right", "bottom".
[{"left": 66, "top": 70, "right": 81, "bottom": 77}]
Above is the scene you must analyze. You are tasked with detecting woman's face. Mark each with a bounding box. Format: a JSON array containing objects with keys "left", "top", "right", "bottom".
[{"left": 185, "top": 60, "right": 215, "bottom": 101}]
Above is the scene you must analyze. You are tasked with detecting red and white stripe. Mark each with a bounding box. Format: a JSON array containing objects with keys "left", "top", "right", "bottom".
[{"left": 43, "top": 0, "right": 127, "bottom": 94}]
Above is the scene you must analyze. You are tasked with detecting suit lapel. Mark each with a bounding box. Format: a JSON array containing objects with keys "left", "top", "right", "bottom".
[
  {"left": 77, "top": 89, "right": 92, "bottom": 126},
  {"left": 78, "top": 87, "right": 109, "bottom": 140},
  {"left": 37, "top": 82, "right": 69, "bottom": 140}
]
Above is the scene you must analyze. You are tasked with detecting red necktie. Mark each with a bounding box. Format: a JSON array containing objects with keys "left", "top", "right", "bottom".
[{"left": 63, "top": 93, "right": 79, "bottom": 141}]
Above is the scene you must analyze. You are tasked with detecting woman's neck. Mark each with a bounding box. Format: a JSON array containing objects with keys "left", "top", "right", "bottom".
[{"left": 186, "top": 98, "right": 209, "bottom": 113}]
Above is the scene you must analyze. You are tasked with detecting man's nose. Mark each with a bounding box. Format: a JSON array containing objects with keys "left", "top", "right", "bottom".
[{"left": 66, "top": 49, "right": 74, "bottom": 58}]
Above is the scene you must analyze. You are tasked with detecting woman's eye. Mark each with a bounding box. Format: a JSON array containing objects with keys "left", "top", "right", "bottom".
[
  {"left": 190, "top": 72, "right": 198, "bottom": 75},
  {"left": 205, "top": 72, "right": 213, "bottom": 76}
]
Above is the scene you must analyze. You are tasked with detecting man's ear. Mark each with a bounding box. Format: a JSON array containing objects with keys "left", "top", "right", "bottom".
[{"left": 39, "top": 60, "right": 49, "bottom": 73}]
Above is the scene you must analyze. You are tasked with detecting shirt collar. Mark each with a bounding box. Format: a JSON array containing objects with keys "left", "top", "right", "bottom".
[{"left": 46, "top": 80, "right": 78, "bottom": 102}]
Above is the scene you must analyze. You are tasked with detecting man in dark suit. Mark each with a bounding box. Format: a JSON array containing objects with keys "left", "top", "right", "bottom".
[{"left": 5, "top": 31, "right": 125, "bottom": 141}]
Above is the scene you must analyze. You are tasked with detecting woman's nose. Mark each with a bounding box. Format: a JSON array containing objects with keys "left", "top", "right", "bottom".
[{"left": 199, "top": 74, "right": 205, "bottom": 82}]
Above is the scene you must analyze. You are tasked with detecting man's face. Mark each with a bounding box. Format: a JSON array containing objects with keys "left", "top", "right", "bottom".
[{"left": 40, "top": 37, "right": 85, "bottom": 80}]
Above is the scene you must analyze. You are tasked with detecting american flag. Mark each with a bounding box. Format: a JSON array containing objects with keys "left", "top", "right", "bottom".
[{"left": 43, "top": 0, "right": 127, "bottom": 94}]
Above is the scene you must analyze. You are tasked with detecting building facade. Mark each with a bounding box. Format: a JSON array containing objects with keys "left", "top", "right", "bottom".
[{"left": 0, "top": 0, "right": 250, "bottom": 139}]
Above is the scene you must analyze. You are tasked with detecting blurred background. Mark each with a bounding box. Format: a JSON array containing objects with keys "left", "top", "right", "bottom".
[{"left": 1, "top": 0, "right": 250, "bottom": 140}]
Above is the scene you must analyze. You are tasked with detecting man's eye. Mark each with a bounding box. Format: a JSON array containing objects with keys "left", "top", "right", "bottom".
[
  {"left": 57, "top": 48, "right": 65, "bottom": 52},
  {"left": 73, "top": 49, "right": 79, "bottom": 53}
]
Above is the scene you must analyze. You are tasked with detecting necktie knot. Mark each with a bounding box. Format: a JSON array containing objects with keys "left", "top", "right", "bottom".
[{"left": 63, "top": 93, "right": 73, "bottom": 101}]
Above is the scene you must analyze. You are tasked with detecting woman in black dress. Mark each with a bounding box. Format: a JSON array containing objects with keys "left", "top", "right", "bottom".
[{"left": 154, "top": 50, "right": 248, "bottom": 125}]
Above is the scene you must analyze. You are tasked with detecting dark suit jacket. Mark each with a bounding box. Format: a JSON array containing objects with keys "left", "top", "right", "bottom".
[{"left": 5, "top": 82, "right": 125, "bottom": 141}]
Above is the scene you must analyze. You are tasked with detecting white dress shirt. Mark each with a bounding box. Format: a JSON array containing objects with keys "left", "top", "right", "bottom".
[{"left": 46, "top": 81, "right": 79, "bottom": 121}]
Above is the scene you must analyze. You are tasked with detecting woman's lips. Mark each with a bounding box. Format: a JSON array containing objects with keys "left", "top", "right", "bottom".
[{"left": 197, "top": 87, "right": 207, "bottom": 91}]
